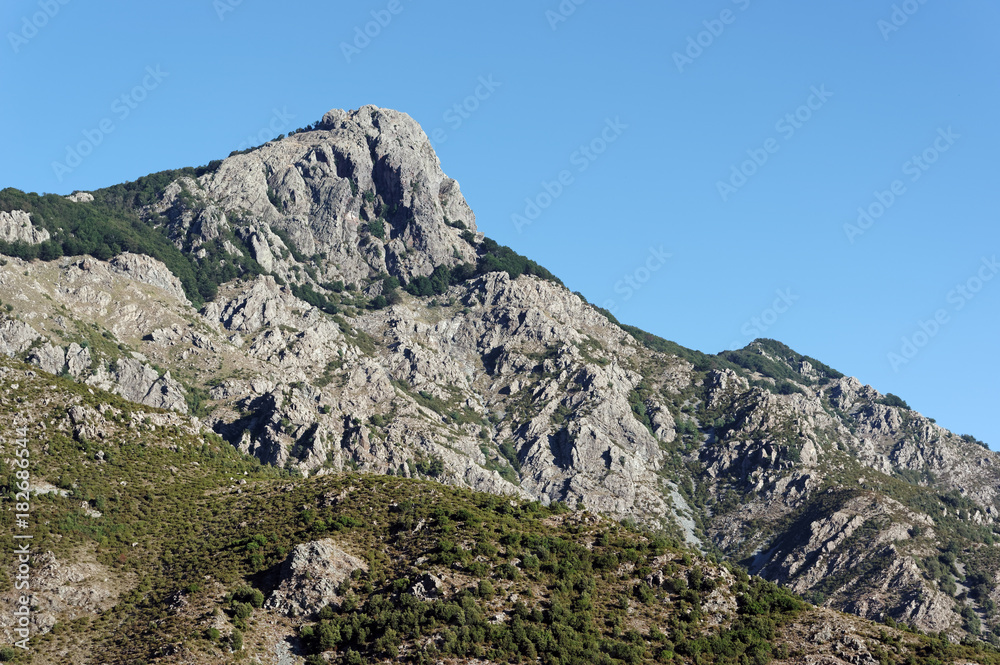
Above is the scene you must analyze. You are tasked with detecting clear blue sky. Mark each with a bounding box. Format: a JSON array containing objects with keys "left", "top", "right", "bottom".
[{"left": 2, "top": 0, "right": 998, "bottom": 448}]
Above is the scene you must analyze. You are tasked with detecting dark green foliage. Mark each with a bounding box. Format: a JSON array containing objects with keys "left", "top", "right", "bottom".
[
  {"left": 97, "top": 165, "right": 217, "bottom": 210},
  {"left": 747, "top": 339, "right": 843, "bottom": 380},
  {"left": 184, "top": 385, "right": 212, "bottom": 418},
  {"left": 0, "top": 187, "right": 203, "bottom": 303},
  {"left": 498, "top": 439, "right": 521, "bottom": 472},
  {"left": 266, "top": 187, "right": 285, "bottom": 211},
  {"left": 232, "top": 585, "right": 265, "bottom": 608},
  {"left": 0, "top": 166, "right": 280, "bottom": 306},
  {"left": 291, "top": 283, "right": 339, "bottom": 315},
  {"left": 365, "top": 219, "right": 386, "bottom": 239},
  {"left": 480, "top": 444, "right": 520, "bottom": 485},
  {"left": 282, "top": 498, "right": 809, "bottom": 665},
  {"left": 403, "top": 237, "right": 561, "bottom": 298},
  {"left": 476, "top": 237, "right": 562, "bottom": 284},
  {"left": 415, "top": 454, "right": 445, "bottom": 478},
  {"left": 719, "top": 348, "right": 803, "bottom": 385},
  {"left": 879, "top": 393, "right": 911, "bottom": 410},
  {"left": 269, "top": 226, "right": 309, "bottom": 263},
  {"left": 960, "top": 434, "right": 989, "bottom": 449},
  {"left": 404, "top": 264, "right": 456, "bottom": 297},
  {"left": 628, "top": 383, "right": 655, "bottom": 435}
]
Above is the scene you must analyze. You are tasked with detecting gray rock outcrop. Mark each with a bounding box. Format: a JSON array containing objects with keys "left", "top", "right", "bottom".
[
  {"left": 264, "top": 539, "right": 367, "bottom": 617},
  {"left": 87, "top": 358, "right": 188, "bottom": 413},
  {"left": 0, "top": 210, "right": 50, "bottom": 244}
]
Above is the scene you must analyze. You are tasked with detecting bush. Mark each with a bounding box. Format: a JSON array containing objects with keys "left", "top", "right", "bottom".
[
  {"left": 233, "top": 585, "right": 265, "bottom": 608},
  {"left": 403, "top": 237, "right": 562, "bottom": 299},
  {"left": 233, "top": 601, "right": 253, "bottom": 619},
  {"left": 318, "top": 621, "right": 341, "bottom": 649},
  {"left": 365, "top": 219, "right": 385, "bottom": 239},
  {"left": 879, "top": 393, "right": 910, "bottom": 410}
]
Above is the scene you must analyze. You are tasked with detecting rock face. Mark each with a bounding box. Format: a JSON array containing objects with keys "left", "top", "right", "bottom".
[
  {"left": 2, "top": 105, "right": 1000, "bottom": 642},
  {"left": 0, "top": 209, "right": 50, "bottom": 244},
  {"left": 0, "top": 549, "right": 130, "bottom": 641},
  {"left": 264, "top": 539, "right": 367, "bottom": 617},
  {"left": 152, "top": 105, "right": 479, "bottom": 290},
  {"left": 108, "top": 253, "right": 191, "bottom": 306},
  {"left": 0, "top": 254, "right": 190, "bottom": 412},
  {"left": 87, "top": 358, "right": 188, "bottom": 413}
]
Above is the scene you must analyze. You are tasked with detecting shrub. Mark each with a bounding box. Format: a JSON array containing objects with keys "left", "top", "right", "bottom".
[
  {"left": 318, "top": 621, "right": 341, "bottom": 649},
  {"left": 365, "top": 219, "right": 386, "bottom": 239},
  {"left": 879, "top": 393, "right": 910, "bottom": 410},
  {"left": 233, "top": 585, "right": 265, "bottom": 608},
  {"left": 233, "top": 602, "right": 253, "bottom": 619}
]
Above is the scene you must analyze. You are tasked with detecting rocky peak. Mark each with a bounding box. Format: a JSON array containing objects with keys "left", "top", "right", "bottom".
[{"left": 154, "top": 106, "right": 480, "bottom": 290}]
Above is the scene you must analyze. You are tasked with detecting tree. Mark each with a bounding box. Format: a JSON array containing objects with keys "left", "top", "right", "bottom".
[{"left": 879, "top": 393, "right": 910, "bottom": 410}]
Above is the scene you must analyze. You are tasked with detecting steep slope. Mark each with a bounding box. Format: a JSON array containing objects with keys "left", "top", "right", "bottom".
[
  {"left": 0, "top": 106, "right": 999, "bottom": 645},
  {"left": 0, "top": 356, "right": 997, "bottom": 665}
]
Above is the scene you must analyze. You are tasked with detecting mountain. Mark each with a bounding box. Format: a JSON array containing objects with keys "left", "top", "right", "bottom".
[{"left": 1, "top": 106, "right": 999, "bottom": 660}]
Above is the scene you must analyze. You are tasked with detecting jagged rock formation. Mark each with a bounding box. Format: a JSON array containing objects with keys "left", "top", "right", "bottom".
[
  {"left": 153, "top": 105, "right": 479, "bottom": 290},
  {"left": 0, "top": 209, "right": 50, "bottom": 244},
  {"left": 1, "top": 105, "right": 998, "bottom": 643},
  {"left": 264, "top": 539, "right": 367, "bottom": 617}
]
